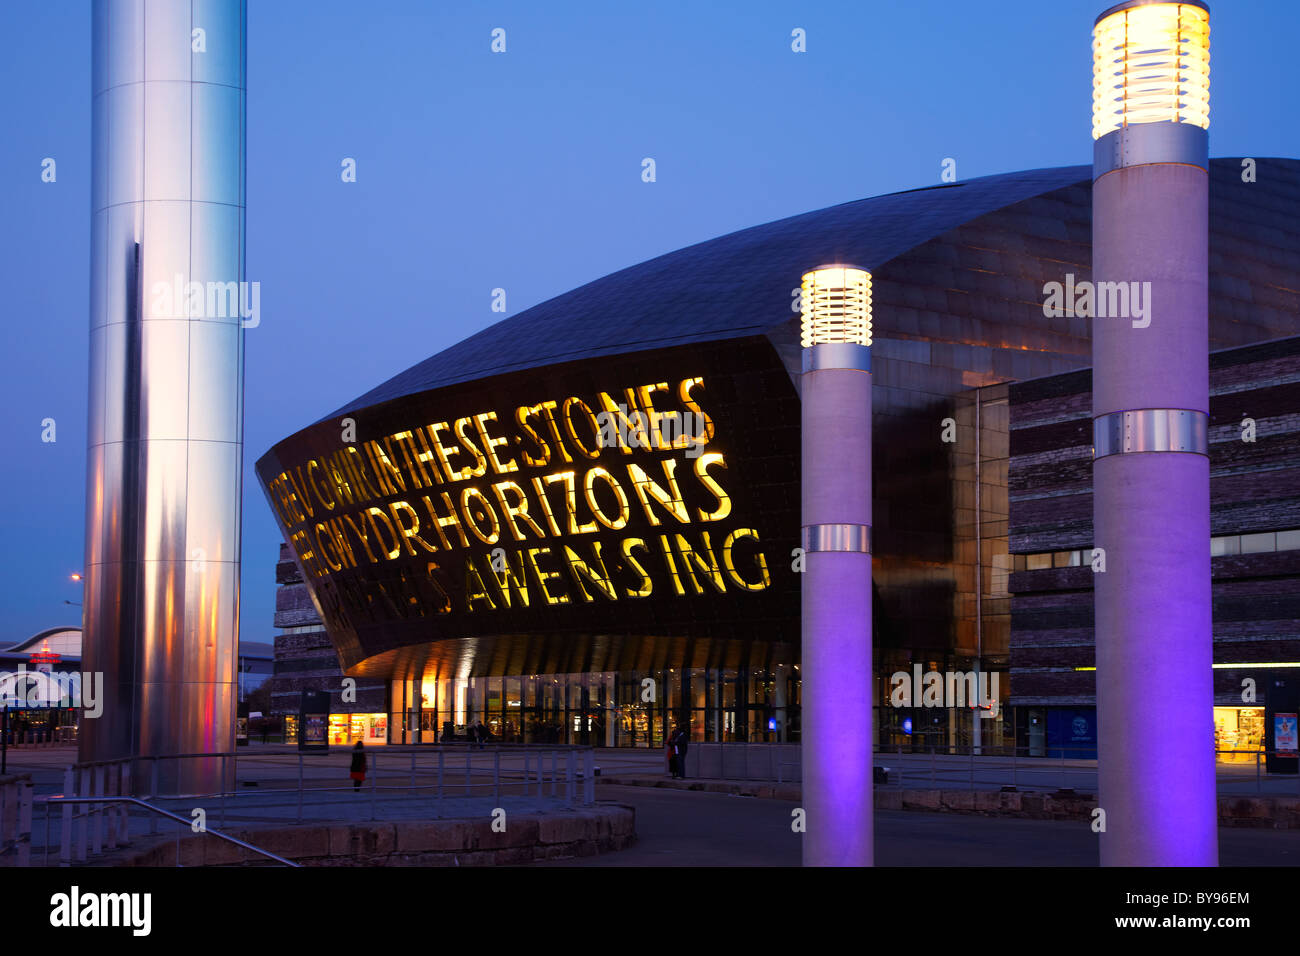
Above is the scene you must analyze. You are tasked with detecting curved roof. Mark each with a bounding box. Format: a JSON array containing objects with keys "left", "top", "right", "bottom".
[
  {"left": 5, "top": 626, "right": 82, "bottom": 656},
  {"left": 329, "top": 158, "right": 1300, "bottom": 419},
  {"left": 332, "top": 165, "right": 1094, "bottom": 417}
]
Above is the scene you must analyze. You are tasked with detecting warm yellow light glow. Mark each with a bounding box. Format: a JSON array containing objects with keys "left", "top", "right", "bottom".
[
  {"left": 1092, "top": 2, "right": 1209, "bottom": 139},
  {"left": 800, "top": 266, "right": 872, "bottom": 347}
]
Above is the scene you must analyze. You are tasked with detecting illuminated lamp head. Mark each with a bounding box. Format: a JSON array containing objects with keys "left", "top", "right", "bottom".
[
  {"left": 800, "top": 265, "right": 872, "bottom": 348},
  {"left": 1092, "top": 0, "right": 1209, "bottom": 140}
]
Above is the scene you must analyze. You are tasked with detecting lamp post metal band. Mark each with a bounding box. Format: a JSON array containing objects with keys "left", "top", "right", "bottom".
[
  {"left": 1093, "top": 408, "right": 1209, "bottom": 459},
  {"left": 802, "top": 523, "right": 872, "bottom": 554},
  {"left": 1093, "top": 123, "right": 1208, "bottom": 178},
  {"left": 802, "top": 342, "right": 871, "bottom": 373}
]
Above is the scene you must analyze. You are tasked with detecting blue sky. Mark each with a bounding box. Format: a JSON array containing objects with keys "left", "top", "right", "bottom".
[{"left": 2, "top": 0, "right": 1297, "bottom": 644}]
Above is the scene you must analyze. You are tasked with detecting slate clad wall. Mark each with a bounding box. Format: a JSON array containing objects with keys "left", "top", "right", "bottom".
[{"left": 1008, "top": 336, "right": 1300, "bottom": 706}]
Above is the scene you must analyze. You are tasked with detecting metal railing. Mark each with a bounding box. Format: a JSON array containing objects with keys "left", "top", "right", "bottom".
[
  {"left": 41, "top": 796, "right": 299, "bottom": 867},
  {"left": 691, "top": 742, "right": 1300, "bottom": 794},
  {"left": 27, "top": 744, "right": 597, "bottom": 866},
  {"left": 0, "top": 774, "right": 33, "bottom": 866}
]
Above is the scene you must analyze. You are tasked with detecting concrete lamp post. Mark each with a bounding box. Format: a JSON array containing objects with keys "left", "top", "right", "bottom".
[
  {"left": 1091, "top": 0, "right": 1217, "bottom": 866},
  {"left": 800, "top": 265, "right": 874, "bottom": 867}
]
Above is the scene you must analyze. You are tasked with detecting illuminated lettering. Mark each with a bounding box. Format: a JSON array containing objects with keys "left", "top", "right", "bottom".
[
  {"left": 627, "top": 459, "right": 690, "bottom": 525},
  {"left": 464, "top": 556, "right": 497, "bottom": 611},
  {"left": 327, "top": 450, "right": 358, "bottom": 506},
  {"left": 488, "top": 548, "right": 532, "bottom": 608},
  {"left": 366, "top": 506, "right": 403, "bottom": 560},
  {"left": 428, "top": 421, "right": 460, "bottom": 480},
  {"left": 389, "top": 431, "right": 432, "bottom": 489},
  {"left": 285, "top": 468, "right": 315, "bottom": 519},
  {"left": 561, "top": 396, "right": 602, "bottom": 459},
  {"left": 723, "top": 528, "right": 769, "bottom": 591},
  {"left": 343, "top": 445, "right": 382, "bottom": 501},
  {"left": 657, "top": 535, "right": 686, "bottom": 596},
  {"left": 388, "top": 500, "right": 438, "bottom": 556},
  {"left": 492, "top": 480, "right": 546, "bottom": 541},
  {"left": 474, "top": 412, "right": 519, "bottom": 474},
  {"left": 290, "top": 529, "right": 321, "bottom": 579},
  {"left": 563, "top": 541, "right": 618, "bottom": 602},
  {"left": 460, "top": 486, "right": 501, "bottom": 545},
  {"left": 421, "top": 492, "right": 470, "bottom": 549},
  {"left": 637, "top": 382, "right": 671, "bottom": 449},
  {"left": 366, "top": 440, "right": 405, "bottom": 495},
  {"left": 619, "top": 538, "right": 653, "bottom": 597},
  {"left": 693, "top": 452, "right": 731, "bottom": 521},
  {"left": 307, "top": 459, "right": 336, "bottom": 510},
  {"left": 515, "top": 405, "right": 551, "bottom": 468},
  {"left": 341, "top": 512, "right": 380, "bottom": 563},
  {"left": 584, "top": 466, "right": 630, "bottom": 531},
  {"left": 525, "top": 547, "right": 570, "bottom": 605},
  {"left": 673, "top": 531, "right": 726, "bottom": 594},
  {"left": 425, "top": 562, "right": 453, "bottom": 614},
  {"left": 529, "top": 475, "right": 563, "bottom": 537},
  {"left": 453, "top": 417, "right": 488, "bottom": 480},
  {"left": 679, "top": 377, "right": 715, "bottom": 448},
  {"left": 536, "top": 401, "right": 573, "bottom": 464},
  {"left": 314, "top": 523, "right": 343, "bottom": 572}
]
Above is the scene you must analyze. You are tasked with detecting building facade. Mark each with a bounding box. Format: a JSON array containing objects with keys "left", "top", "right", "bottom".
[
  {"left": 1009, "top": 334, "right": 1300, "bottom": 759},
  {"left": 260, "top": 160, "right": 1300, "bottom": 750}
]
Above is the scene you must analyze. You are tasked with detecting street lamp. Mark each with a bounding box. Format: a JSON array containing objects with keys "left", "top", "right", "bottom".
[
  {"left": 799, "top": 265, "right": 874, "bottom": 867},
  {"left": 1090, "top": 0, "right": 1216, "bottom": 866}
]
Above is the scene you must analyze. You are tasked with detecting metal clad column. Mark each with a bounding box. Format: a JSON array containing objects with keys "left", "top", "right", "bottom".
[
  {"left": 800, "top": 267, "right": 873, "bottom": 867},
  {"left": 1091, "top": 0, "right": 1217, "bottom": 865},
  {"left": 82, "top": 0, "right": 247, "bottom": 795}
]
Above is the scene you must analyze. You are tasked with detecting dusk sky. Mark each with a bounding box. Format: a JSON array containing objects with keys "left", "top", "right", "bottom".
[{"left": 3, "top": 0, "right": 1297, "bottom": 645}]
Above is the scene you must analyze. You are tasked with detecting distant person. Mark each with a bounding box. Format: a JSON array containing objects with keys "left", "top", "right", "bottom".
[
  {"left": 669, "top": 724, "right": 689, "bottom": 779},
  {"left": 350, "top": 740, "right": 366, "bottom": 790},
  {"left": 474, "top": 719, "right": 489, "bottom": 750},
  {"left": 441, "top": 720, "right": 454, "bottom": 743}
]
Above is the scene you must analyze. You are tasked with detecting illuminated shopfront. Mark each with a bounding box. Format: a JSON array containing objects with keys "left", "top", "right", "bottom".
[
  {"left": 1214, "top": 706, "right": 1264, "bottom": 763},
  {"left": 326, "top": 713, "right": 389, "bottom": 746}
]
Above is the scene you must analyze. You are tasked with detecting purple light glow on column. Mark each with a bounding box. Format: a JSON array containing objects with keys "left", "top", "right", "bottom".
[
  {"left": 1092, "top": 7, "right": 1218, "bottom": 864},
  {"left": 801, "top": 357, "right": 872, "bottom": 867}
]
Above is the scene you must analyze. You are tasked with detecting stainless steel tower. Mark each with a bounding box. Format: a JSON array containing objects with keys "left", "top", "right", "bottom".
[{"left": 82, "top": 0, "right": 247, "bottom": 795}]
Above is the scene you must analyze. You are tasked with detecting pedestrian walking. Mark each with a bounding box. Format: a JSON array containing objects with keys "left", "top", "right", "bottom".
[{"left": 350, "top": 740, "right": 367, "bottom": 790}]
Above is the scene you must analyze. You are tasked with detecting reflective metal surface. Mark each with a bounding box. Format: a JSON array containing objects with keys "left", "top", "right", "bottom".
[
  {"left": 801, "top": 523, "right": 872, "bottom": 554},
  {"left": 801, "top": 342, "right": 871, "bottom": 373},
  {"left": 81, "top": 0, "right": 246, "bottom": 796},
  {"left": 1093, "top": 123, "right": 1208, "bottom": 178},
  {"left": 1093, "top": 408, "right": 1209, "bottom": 458}
]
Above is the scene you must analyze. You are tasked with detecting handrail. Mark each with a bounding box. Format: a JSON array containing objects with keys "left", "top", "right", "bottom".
[{"left": 44, "top": 796, "right": 300, "bottom": 867}]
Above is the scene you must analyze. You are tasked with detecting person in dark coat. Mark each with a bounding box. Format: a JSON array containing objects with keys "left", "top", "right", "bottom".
[
  {"left": 668, "top": 723, "right": 689, "bottom": 779},
  {"left": 350, "top": 740, "right": 366, "bottom": 790},
  {"left": 473, "top": 719, "right": 489, "bottom": 750}
]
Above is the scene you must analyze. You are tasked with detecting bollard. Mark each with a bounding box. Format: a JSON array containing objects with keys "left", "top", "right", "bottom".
[
  {"left": 370, "top": 753, "right": 378, "bottom": 821},
  {"left": 60, "top": 767, "right": 73, "bottom": 865},
  {"left": 149, "top": 759, "right": 159, "bottom": 836}
]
